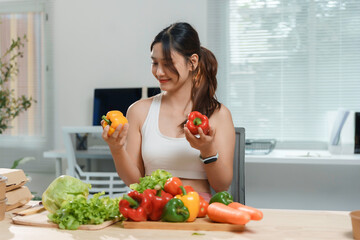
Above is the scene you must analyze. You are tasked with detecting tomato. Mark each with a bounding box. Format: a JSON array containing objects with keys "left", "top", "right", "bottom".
[{"left": 197, "top": 196, "right": 209, "bottom": 218}]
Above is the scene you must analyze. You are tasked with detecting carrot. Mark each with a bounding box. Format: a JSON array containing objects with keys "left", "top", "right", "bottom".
[
  {"left": 228, "top": 202, "right": 263, "bottom": 221},
  {"left": 207, "top": 202, "right": 250, "bottom": 225}
]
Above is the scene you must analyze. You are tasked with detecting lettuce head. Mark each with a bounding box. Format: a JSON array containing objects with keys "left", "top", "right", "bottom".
[{"left": 42, "top": 175, "right": 91, "bottom": 213}]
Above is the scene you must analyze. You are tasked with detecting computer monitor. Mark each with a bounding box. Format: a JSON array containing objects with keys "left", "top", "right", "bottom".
[{"left": 92, "top": 87, "right": 161, "bottom": 125}]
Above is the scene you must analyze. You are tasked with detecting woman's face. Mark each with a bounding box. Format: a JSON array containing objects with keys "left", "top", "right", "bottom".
[{"left": 151, "top": 43, "right": 192, "bottom": 92}]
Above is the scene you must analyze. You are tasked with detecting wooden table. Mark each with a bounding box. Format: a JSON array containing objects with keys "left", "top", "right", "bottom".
[{"left": 1, "top": 206, "right": 353, "bottom": 240}]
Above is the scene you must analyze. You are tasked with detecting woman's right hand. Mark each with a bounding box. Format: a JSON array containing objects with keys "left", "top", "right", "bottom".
[{"left": 101, "top": 121, "right": 130, "bottom": 149}]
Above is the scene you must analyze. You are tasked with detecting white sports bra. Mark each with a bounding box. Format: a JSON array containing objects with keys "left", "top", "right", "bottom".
[{"left": 141, "top": 94, "right": 207, "bottom": 179}]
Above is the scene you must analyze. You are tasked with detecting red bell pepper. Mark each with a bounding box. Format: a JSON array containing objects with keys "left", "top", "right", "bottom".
[
  {"left": 186, "top": 111, "right": 210, "bottom": 135},
  {"left": 119, "top": 190, "right": 152, "bottom": 221},
  {"left": 164, "top": 177, "right": 183, "bottom": 196},
  {"left": 197, "top": 195, "right": 209, "bottom": 218},
  {"left": 143, "top": 186, "right": 173, "bottom": 221}
]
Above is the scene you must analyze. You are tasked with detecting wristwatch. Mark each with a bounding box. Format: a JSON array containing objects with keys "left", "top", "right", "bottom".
[{"left": 199, "top": 153, "right": 218, "bottom": 164}]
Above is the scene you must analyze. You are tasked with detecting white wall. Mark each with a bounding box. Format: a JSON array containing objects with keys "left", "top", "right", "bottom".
[{"left": 52, "top": 0, "right": 208, "bottom": 148}]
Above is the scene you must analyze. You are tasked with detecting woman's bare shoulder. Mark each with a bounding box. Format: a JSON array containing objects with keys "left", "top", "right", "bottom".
[
  {"left": 213, "top": 103, "right": 232, "bottom": 119},
  {"left": 128, "top": 97, "right": 152, "bottom": 113},
  {"left": 126, "top": 94, "right": 158, "bottom": 123},
  {"left": 210, "top": 104, "right": 234, "bottom": 127}
]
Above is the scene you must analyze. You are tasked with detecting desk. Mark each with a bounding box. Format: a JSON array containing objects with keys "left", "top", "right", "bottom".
[
  {"left": 43, "top": 148, "right": 113, "bottom": 177},
  {"left": 43, "top": 126, "right": 114, "bottom": 177},
  {"left": 1, "top": 205, "right": 353, "bottom": 240},
  {"left": 246, "top": 149, "right": 360, "bottom": 165}
]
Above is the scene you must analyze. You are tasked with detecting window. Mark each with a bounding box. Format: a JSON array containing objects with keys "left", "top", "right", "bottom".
[
  {"left": 208, "top": 0, "right": 360, "bottom": 147},
  {"left": 0, "top": 1, "right": 46, "bottom": 140}
]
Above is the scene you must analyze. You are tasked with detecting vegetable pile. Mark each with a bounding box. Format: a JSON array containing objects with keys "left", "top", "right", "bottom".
[
  {"left": 42, "top": 170, "right": 264, "bottom": 230},
  {"left": 121, "top": 171, "right": 264, "bottom": 225}
]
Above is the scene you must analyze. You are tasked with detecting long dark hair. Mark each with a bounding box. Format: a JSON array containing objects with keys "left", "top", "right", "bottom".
[{"left": 151, "top": 22, "right": 221, "bottom": 127}]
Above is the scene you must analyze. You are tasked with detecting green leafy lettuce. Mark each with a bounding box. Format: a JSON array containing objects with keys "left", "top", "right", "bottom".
[
  {"left": 129, "top": 169, "right": 172, "bottom": 193},
  {"left": 48, "top": 192, "right": 123, "bottom": 230},
  {"left": 42, "top": 175, "right": 91, "bottom": 213}
]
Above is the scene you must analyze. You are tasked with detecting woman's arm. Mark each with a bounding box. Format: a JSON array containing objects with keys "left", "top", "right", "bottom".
[
  {"left": 102, "top": 99, "right": 151, "bottom": 186},
  {"left": 204, "top": 105, "right": 235, "bottom": 192},
  {"left": 185, "top": 105, "right": 235, "bottom": 192}
]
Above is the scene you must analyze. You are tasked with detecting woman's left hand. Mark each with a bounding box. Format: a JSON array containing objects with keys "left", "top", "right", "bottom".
[{"left": 184, "top": 125, "right": 216, "bottom": 157}]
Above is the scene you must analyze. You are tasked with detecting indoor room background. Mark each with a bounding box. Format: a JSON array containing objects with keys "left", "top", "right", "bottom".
[{"left": 0, "top": 0, "right": 359, "bottom": 211}]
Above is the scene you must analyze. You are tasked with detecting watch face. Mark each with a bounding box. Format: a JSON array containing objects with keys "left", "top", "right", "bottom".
[{"left": 204, "top": 157, "right": 218, "bottom": 164}]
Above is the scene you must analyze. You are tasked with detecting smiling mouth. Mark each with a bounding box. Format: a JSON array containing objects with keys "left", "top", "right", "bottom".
[{"left": 159, "top": 79, "right": 170, "bottom": 83}]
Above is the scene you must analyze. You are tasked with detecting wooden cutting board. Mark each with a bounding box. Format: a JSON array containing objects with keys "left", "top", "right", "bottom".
[
  {"left": 12, "top": 210, "right": 245, "bottom": 232},
  {"left": 123, "top": 217, "right": 245, "bottom": 232},
  {"left": 12, "top": 210, "right": 120, "bottom": 230}
]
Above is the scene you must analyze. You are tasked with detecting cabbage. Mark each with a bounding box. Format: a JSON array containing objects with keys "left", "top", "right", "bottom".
[{"left": 42, "top": 175, "right": 91, "bottom": 213}]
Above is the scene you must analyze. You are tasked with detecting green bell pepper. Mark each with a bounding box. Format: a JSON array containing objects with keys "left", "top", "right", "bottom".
[
  {"left": 161, "top": 198, "right": 190, "bottom": 222},
  {"left": 209, "top": 191, "right": 233, "bottom": 205}
]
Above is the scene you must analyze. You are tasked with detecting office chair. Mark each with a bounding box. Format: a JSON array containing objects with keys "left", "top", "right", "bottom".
[
  {"left": 210, "top": 127, "right": 246, "bottom": 204},
  {"left": 230, "top": 127, "right": 246, "bottom": 204}
]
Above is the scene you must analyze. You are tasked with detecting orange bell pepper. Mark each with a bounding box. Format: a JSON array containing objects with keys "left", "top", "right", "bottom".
[
  {"left": 101, "top": 110, "right": 128, "bottom": 136},
  {"left": 175, "top": 186, "right": 199, "bottom": 222}
]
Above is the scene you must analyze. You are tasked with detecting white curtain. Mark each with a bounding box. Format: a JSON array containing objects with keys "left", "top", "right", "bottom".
[{"left": 0, "top": 10, "right": 45, "bottom": 137}]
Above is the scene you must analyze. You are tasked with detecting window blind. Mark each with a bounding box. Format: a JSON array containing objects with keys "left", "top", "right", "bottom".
[{"left": 208, "top": 0, "right": 360, "bottom": 145}]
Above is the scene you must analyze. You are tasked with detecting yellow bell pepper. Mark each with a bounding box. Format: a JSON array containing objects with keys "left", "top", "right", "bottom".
[
  {"left": 101, "top": 110, "right": 128, "bottom": 136},
  {"left": 175, "top": 186, "right": 200, "bottom": 222}
]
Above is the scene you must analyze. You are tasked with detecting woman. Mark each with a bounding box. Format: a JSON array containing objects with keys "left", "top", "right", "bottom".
[{"left": 102, "top": 22, "right": 235, "bottom": 201}]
